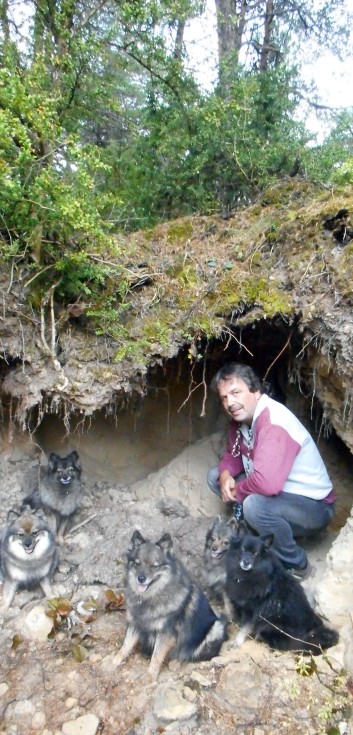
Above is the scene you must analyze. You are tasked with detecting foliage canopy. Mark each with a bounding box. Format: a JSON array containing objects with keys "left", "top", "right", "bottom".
[{"left": 0, "top": 0, "right": 352, "bottom": 355}]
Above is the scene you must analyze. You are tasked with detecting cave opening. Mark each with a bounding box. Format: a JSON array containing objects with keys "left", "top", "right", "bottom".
[{"left": 1, "top": 315, "right": 342, "bottom": 532}]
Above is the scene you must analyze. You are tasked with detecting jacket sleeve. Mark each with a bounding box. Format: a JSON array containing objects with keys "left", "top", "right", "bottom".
[
  {"left": 236, "top": 423, "right": 301, "bottom": 503},
  {"left": 218, "top": 422, "right": 244, "bottom": 478}
]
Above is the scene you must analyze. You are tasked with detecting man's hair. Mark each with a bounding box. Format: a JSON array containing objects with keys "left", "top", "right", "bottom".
[{"left": 211, "top": 363, "right": 264, "bottom": 394}]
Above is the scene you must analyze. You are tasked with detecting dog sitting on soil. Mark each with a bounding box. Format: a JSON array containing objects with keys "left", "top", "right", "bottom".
[
  {"left": 114, "top": 529, "right": 228, "bottom": 679},
  {"left": 226, "top": 522, "right": 339, "bottom": 654},
  {"left": 22, "top": 450, "right": 82, "bottom": 544},
  {"left": 203, "top": 515, "right": 237, "bottom": 618},
  {"left": 0, "top": 505, "right": 58, "bottom": 613}
]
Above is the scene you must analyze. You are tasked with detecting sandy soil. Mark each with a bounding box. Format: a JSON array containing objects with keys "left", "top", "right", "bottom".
[{"left": 0, "top": 425, "right": 352, "bottom": 735}]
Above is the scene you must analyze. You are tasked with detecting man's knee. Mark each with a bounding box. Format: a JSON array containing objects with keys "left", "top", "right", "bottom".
[
  {"left": 243, "top": 494, "right": 267, "bottom": 526},
  {"left": 207, "top": 466, "right": 221, "bottom": 496}
]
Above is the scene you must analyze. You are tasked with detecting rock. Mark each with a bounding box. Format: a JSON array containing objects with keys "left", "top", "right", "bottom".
[
  {"left": 188, "top": 671, "right": 214, "bottom": 688},
  {"left": 156, "top": 496, "right": 190, "bottom": 518},
  {"left": 13, "top": 699, "right": 36, "bottom": 717},
  {"left": 61, "top": 713, "right": 100, "bottom": 735},
  {"left": 21, "top": 604, "right": 54, "bottom": 641},
  {"left": 58, "top": 562, "right": 71, "bottom": 575},
  {"left": 0, "top": 682, "right": 9, "bottom": 696},
  {"left": 315, "top": 515, "right": 353, "bottom": 626},
  {"left": 217, "top": 660, "right": 264, "bottom": 716},
  {"left": 31, "top": 711, "right": 46, "bottom": 729},
  {"left": 70, "top": 532, "right": 90, "bottom": 549},
  {"left": 65, "top": 697, "right": 78, "bottom": 709},
  {"left": 153, "top": 682, "right": 198, "bottom": 723}
]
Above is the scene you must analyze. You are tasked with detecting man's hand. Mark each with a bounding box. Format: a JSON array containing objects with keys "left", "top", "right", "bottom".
[{"left": 219, "top": 470, "right": 237, "bottom": 503}]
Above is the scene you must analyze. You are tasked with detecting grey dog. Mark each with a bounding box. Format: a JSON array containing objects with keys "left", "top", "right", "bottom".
[{"left": 114, "top": 529, "right": 228, "bottom": 679}]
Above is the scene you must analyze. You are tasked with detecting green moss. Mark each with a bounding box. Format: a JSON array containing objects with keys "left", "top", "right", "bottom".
[
  {"left": 241, "top": 277, "right": 293, "bottom": 315},
  {"left": 143, "top": 318, "right": 172, "bottom": 346},
  {"left": 167, "top": 221, "right": 193, "bottom": 242},
  {"left": 176, "top": 264, "right": 199, "bottom": 287}
]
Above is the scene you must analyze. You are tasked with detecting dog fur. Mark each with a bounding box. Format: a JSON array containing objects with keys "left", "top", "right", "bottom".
[
  {"left": 114, "top": 529, "right": 228, "bottom": 679},
  {"left": 23, "top": 451, "right": 82, "bottom": 543},
  {"left": 203, "top": 515, "right": 237, "bottom": 617},
  {"left": 226, "top": 522, "right": 339, "bottom": 654},
  {"left": 0, "top": 505, "right": 58, "bottom": 613}
]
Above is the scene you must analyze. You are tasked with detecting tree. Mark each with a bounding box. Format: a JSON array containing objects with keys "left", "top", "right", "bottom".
[{"left": 213, "top": 0, "right": 351, "bottom": 92}]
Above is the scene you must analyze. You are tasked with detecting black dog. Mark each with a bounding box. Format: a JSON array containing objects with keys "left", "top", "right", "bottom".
[
  {"left": 22, "top": 451, "right": 82, "bottom": 543},
  {"left": 226, "top": 523, "right": 338, "bottom": 654}
]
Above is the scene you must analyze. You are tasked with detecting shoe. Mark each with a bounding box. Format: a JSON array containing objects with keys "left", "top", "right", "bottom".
[{"left": 285, "top": 561, "right": 313, "bottom": 581}]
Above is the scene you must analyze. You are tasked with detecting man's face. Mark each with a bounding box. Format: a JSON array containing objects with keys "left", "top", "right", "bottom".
[{"left": 217, "top": 376, "right": 261, "bottom": 425}]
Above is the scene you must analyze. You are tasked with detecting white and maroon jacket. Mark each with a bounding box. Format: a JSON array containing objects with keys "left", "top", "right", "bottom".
[{"left": 218, "top": 393, "right": 335, "bottom": 505}]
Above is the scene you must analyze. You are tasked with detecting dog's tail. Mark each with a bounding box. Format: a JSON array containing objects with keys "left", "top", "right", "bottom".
[{"left": 192, "top": 613, "right": 229, "bottom": 661}]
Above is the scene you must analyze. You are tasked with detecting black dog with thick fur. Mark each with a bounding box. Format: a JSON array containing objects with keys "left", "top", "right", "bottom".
[
  {"left": 22, "top": 451, "right": 82, "bottom": 544},
  {"left": 226, "top": 522, "right": 338, "bottom": 654}
]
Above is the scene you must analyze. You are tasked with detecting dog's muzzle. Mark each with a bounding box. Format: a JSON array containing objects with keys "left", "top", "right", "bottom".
[
  {"left": 240, "top": 559, "right": 253, "bottom": 571},
  {"left": 211, "top": 548, "right": 224, "bottom": 558},
  {"left": 136, "top": 573, "right": 150, "bottom": 594}
]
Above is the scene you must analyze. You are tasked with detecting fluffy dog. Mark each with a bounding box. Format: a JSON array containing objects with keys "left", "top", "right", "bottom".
[
  {"left": 204, "top": 516, "right": 237, "bottom": 617},
  {"left": 226, "top": 522, "right": 339, "bottom": 653},
  {"left": 114, "top": 530, "right": 228, "bottom": 679},
  {"left": 0, "top": 506, "right": 58, "bottom": 613},
  {"left": 23, "top": 450, "right": 82, "bottom": 543}
]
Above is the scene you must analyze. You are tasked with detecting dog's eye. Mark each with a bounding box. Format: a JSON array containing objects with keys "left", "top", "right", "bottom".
[
  {"left": 17, "top": 531, "right": 24, "bottom": 538},
  {"left": 152, "top": 562, "right": 160, "bottom": 568},
  {"left": 32, "top": 530, "right": 39, "bottom": 537}
]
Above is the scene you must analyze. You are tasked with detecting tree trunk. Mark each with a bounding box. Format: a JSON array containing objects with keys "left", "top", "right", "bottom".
[
  {"left": 174, "top": 18, "right": 186, "bottom": 60},
  {"left": 214, "top": 0, "right": 248, "bottom": 88},
  {"left": 0, "top": 0, "right": 10, "bottom": 43},
  {"left": 259, "top": 0, "right": 275, "bottom": 71}
]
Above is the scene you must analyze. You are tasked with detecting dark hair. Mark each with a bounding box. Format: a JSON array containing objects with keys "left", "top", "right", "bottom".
[{"left": 211, "top": 363, "right": 264, "bottom": 394}]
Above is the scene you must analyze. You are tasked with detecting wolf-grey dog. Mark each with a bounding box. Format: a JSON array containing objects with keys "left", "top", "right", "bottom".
[
  {"left": 0, "top": 506, "right": 58, "bottom": 613},
  {"left": 204, "top": 516, "right": 238, "bottom": 618},
  {"left": 23, "top": 450, "right": 82, "bottom": 543},
  {"left": 114, "top": 530, "right": 228, "bottom": 679}
]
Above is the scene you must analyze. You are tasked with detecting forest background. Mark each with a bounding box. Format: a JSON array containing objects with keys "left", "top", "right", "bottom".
[{"left": 1, "top": 0, "right": 353, "bottom": 343}]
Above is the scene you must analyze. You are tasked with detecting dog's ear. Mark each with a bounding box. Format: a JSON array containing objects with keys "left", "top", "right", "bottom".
[
  {"left": 19, "top": 503, "right": 34, "bottom": 516},
  {"left": 7, "top": 508, "right": 21, "bottom": 524},
  {"left": 130, "top": 529, "right": 145, "bottom": 548},
  {"left": 262, "top": 534, "right": 274, "bottom": 549},
  {"left": 32, "top": 506, "right": 49, "bottom": 524},
  {"left": 48, "top": 453, "right": 60, "bottom": 471},
  {"left": 157, "top": 532, "right": 173, "bottom": 553},
  {"left": 236, "top": 520, "right": 248, "bottom": 539},
  {"left": 208, "top": 516, "right": 219, "bottom": 532},
  {"left": 68, "top": 450, "right": 82, "bottom": 471},
  {"left": 227, "top": 517, "right": 238, "bottom": 531}
]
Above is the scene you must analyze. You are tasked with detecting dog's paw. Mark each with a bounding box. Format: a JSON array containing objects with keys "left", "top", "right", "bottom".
[
  {"left": 0, "top": 603, "right": 8, "bottom": 622},
  {"left": 234, "top": 631, "right": 247, "bottom": 647},
  {"left": 147, "top": 663, "right": 161, "bottom": 682},
  {"left": 232, "top": 624, "right": 252, "bottom": 648},
  {"left": 112, "top": 653, "right": 125, "bottom": 668}
]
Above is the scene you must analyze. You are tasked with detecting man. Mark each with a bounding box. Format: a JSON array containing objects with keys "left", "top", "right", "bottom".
[{"left": 207, "top": 363, "right": 335, "bottom": 579}]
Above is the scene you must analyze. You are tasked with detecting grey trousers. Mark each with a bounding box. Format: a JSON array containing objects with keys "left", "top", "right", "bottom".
[{"left": 207, "top": 466, "right": 335, "bottom": 568}]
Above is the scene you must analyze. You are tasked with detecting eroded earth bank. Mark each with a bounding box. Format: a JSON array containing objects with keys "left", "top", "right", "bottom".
[
  {"left": 1, "top": 181, "right": 353, "bottom": 734},
  {"left": 0, "top": 370, "right": 353, "bottom": 735}
]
